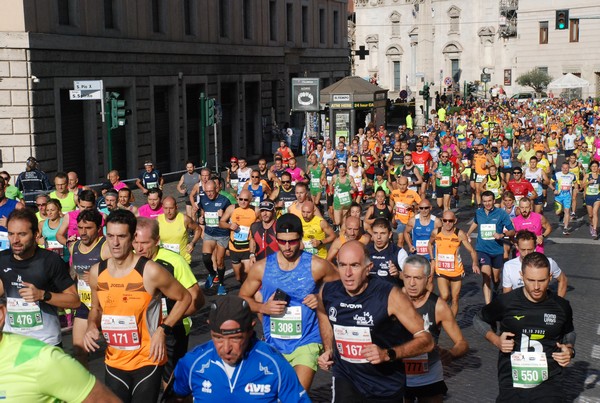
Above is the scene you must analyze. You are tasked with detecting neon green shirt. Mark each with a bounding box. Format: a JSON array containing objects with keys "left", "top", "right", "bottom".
[{"left": 0, "top": 333, "right": 95, "bottom": 402}]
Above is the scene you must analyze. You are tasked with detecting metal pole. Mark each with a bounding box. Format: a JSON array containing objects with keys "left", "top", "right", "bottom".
[
  {"left": 213, "top": 123, "right": 218, "bottom": 174},
  {"left": 200, "top": 92, "right": 206, "bottom": 166},
  {"left": 106, "top": 103, "right": 113, "bottom": 171}
]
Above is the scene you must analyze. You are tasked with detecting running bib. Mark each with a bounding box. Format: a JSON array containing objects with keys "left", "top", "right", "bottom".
[
  {"left": 230, "top": 179, "right": 239, "bottom": 190},
  {"left": 404, "top": 353, "right": 429, "bottom": 375},
  {"left": 502, "top": 158, "right": 511, "bottom": 167},
  {"left": 161, "top": 298, "right": 169, "bottom": 319},
  {"left": 101, "top": 314, "right": 141, "bottom": 350},
  {"left": 440, "top": 176, "right": 451, "bottom": 187},
  {"left": 0, "top": 231, "right": 9, "bottom": 251},
  {"left": 480, "top": 224, "right": 496, "bottom": 240},
  {"left": 587, "top": 184, "right": 599, "bottom": 196},
  {"left": 437, "top": 253, "right": 455, "bottom": 272},
  {"left": 7, "top": 297, "right": 43, "bottom": 331},
  {"left": 251, "top": 196, "right": 260, "bottom": 207},
  {"left": 233, "top": 225, "right": 250, "bottom": 242},
  {"left": 476, "top": 174, "right": 486, "bottom": 183},
  {"left": 416, "top": 239, "right": 429, "bottom": 255},
  {"left": 395, "top": 202, "right": 409, "bottom": 216},
  {"left": 310, "top": 177, "right": 321, "bottom": 189},
  {"left": 270, "top": 306, "right": 302, "bottom": 339},
  {"left": 490, "top": 187, "right": 500, "bottom": 198},
  {"left": 303, "top": 240, "right": 318, "bottom": 255},
  {"left": 510, "top": 352, "right": 548, "bottom": 389},
  {"left": 204, "top": 211, "right": 219, "bottom": 227},
  {"left": 146, "top": 182, "right": 158, "bottom": 189},
  {"left": 416, "top": 163, "right": 425, "bottom": 174},
  {"left": 334, "top": 324, "right": 372, "bottom": 364},
  {"left": 338, "top": 191, "right": 351, "bottom": 205},
  {"left": 77, "top": 279, "right": 92, "bottom": 309},
  {"left": 162, "top": 243, "right": 180, "bottom": 253},
  {"left": 46, "top": 240, "right": 64, "bottom": 257}
]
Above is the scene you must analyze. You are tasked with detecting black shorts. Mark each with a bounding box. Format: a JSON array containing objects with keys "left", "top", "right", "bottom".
[
  {"left": 436, "top": 187, "right": 452, "bottom": 197},
  {"left": 163, "top": 322, "right": 189, "bottom": 383},
  {"left": 422, "top": 173, "right": 431, "bottom": 181},
  {"left": 500, "top": 167, "right": 512, "bottom": 174},
  {"left": 404, "top": 380, "right": 448, "bottom": 399},
  {"left": 496, "top": 375, "right": 564, "bottom": 403},
  {"left": 327, "top": 193, "right": 334, "bottom": 207},
  {"left": 230, "top": 249, "right": 250, "bottom": 264},
  {"left": 105, "top": 364, "right": 163, "bottom": 403},
  {"left": 332, "top": 375, "right": 404, "bottom": 403}
]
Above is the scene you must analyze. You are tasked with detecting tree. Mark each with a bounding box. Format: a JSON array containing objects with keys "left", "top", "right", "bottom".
[{"left": 516, "top": 69, "right": 552, "bottom": 94}]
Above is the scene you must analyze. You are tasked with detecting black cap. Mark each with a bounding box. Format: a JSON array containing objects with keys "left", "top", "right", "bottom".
[
  {"left": 208, "top": 296, "right": 253, "bottom": 335},
  {"left": 259, "top": 200, "right": 275, "bottom": 211},
  {"left": 101, "top": 181, "right": 113, "bottom": 191},
  {"left": 275, "top": 213, "right": 303, "bottom": 236}
]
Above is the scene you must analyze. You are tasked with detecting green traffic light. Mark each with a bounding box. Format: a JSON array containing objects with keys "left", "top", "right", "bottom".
[{"left": 558, "top": 22, "right": 565, "bottom": 29}]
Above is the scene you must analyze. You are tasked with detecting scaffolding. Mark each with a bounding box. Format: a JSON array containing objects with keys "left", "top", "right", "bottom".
[{"left": 499, "top": 0, "right": 518, "bottom": 37}]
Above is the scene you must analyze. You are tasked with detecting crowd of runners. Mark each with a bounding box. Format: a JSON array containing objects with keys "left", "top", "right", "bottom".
[{"left": 1, "top": 95, "right": 596, "bottom": 401}]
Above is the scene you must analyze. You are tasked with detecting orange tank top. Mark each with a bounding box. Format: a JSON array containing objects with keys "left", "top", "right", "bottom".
[
  {"left": 434, "top": 229, "right": 464, "bottom": 277},
  {"left": 97, "top": 257, "right": 165, "bottom": 370},
  {"left": 229, "top": 207, "right": 258, "bottom": 251},
  {"left": 473, "top": 154, "right": 489, "bottom": 175}
]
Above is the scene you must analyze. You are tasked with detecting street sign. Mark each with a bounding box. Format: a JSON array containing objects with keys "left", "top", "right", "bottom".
[
  {"left": 291, "top": 78, "right": 320, "bottom": 112},
  {"left": 481, "top": 73, "right": 491, "bottom": 83},
  {"left": 399, "top": 90, "right": 407, "bottom": 100},
  {"left": 69, "top": 89, "right": 103, "bottom": 100},
  {"left": 444, "top": 76, "right": 453, "bottom": 86},
  {"left": 74, "top": 80, "right": 103, "bottom": 90}
]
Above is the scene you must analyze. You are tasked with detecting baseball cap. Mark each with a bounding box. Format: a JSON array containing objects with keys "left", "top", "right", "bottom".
[
  {"left": 230, "top": 157, "right": 238, "bottom": 163},
  {"left": 275, "top": 213, "right": 303, "bottom": 235},
  {"left": 208, "top": 296, "right": 253, "bottom": 335},
  {"left": 259, "top": 200, "right": 274, "bottom": 211}
]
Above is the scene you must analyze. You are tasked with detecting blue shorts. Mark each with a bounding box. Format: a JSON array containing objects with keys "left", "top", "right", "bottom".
[
  {"left": 477, "top": 251, "right": 504, "bottom": 269},
  {"left": 533, "top": 195, "right": 544, "bottom": 206},
  {"left": 396, "top": 220, "right": 407, "bottom": 234},
  {"left": 555, "top": 193, "right": 572, "bottom": 210},
  {"left": 585, "top": 194, "right": 600, "bottom": 205}
]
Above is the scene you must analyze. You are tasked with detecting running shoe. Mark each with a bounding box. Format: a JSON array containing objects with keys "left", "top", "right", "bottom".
[
  {"left": 562, "top": 227, "right": 572, "bottom": 235},
  {"left": 204, "top": 274, "right": 215, "bottom": 289},
  {"left": 213, "top": 275, "right": 220, "bottom": 284},
  {"left": 217, "top": 284, "right": 227, "bottom": 296},
  {"left": 591, "top": 227, "right": 597, "bottom": 238}
]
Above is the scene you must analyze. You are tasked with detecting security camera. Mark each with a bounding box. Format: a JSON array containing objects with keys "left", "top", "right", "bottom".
[{"left": 31, "top": 76, "right": 40, "bottom": 83}]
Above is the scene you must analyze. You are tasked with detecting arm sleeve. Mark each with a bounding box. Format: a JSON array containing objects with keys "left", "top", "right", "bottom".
[{"left": 38, "top": 346, "right": 96, "bottom": 402}]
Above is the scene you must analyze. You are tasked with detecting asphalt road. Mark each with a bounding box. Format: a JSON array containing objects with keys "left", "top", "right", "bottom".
[{"left": 71, "top": 159, "right": 600, "bottom": 402}]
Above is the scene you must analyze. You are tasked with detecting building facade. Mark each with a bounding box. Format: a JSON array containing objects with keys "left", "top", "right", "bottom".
[
  {"left": 352, "top": 0, "right": 600, "bottom": 102},
  {"left": 0, "top": 0, "right": 349, "bottom": 183}
]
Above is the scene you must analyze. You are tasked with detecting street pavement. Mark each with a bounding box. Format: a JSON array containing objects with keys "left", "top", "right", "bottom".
[{"left": 72, "top": 158, "right": 600, "bottom": 402}]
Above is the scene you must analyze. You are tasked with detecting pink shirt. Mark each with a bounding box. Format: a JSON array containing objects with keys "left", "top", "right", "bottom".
[
  {"left": 112, "top": 181, "right": 127, "bottom": 191},
  {"left": 138, "top": 204, "right": 163, "bottom": 219},
  {"left": 513, "top": 212, "right": 544, "bottom": 253}
]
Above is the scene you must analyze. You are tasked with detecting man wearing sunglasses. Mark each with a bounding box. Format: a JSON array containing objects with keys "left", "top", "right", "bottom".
[
  {"left": 240, "top": 213, "right": 338, "bottom": 391},
  {"left": 506, "top": 168, "right": 537, "bottom": 204},
  {"left": 403, "top": 200, "right": 441, "bottom": 261}
]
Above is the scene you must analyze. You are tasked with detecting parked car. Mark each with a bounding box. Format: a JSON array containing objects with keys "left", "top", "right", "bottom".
[{"left": 510, "top": 92, "right": 548, "bottom": 103}]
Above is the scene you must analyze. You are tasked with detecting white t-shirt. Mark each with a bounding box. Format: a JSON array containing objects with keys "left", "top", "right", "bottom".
[
  {"left": 563, "top": 133, "right": 576, "bottom": 150},
  {"left": 502, "top": 256, "right": 562, "bottom": 290}
]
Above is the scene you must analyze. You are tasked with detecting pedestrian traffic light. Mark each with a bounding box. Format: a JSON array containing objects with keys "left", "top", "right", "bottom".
[
  {"left": 556, "top": 9, "right": 569, "bottom": 30},
  {"left": 109, "top": 92, "right": 131, "bottom": 129},
  {"left": 419, "top": 84, "right": 430, "bottom": 100},
  {"left": 205, "top": 98, "right": 215, "bottom": 127}
]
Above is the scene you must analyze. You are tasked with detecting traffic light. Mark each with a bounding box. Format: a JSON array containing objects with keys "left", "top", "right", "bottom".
[
  {"left": 109, "top": 92, "right": 131, "bottom": 129},
  {"left": 467, "top": 82, "right": 478, "bottom": 94},
  {"left": 556, "top": 9, "right": 569, "bottom": 30},
  {"left": 419, "top": 84, "right": 430, "bottom": 100},
  {"left": 205, "top": 98, "right": 215, "bottom": 127}
]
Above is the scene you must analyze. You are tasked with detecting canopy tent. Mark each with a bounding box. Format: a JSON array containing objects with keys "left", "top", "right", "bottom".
[
  {"left": 320, "top": 76, "right": 387, "bottom": 103},
  {"left": 547, "top": 73, "right": 590, "bottom": 89}
]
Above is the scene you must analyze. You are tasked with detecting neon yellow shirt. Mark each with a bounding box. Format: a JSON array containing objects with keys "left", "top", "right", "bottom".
[
  {"left": 0, "top": 333, "right": 95, "bottom": 402},
  {"left": 158, "top": 213, "right": 191, "bottom": 263}
]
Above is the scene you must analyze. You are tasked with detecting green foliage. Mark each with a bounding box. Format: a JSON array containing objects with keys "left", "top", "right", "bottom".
[{"left": 516, "top": 69, "right": 552, "bottom": 94}]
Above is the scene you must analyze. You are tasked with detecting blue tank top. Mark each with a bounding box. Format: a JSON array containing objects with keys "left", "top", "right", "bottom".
[
  {"left": 0, "top": 199, "right": 18, "bottom": 232},
  {"left": 367, "top": 242, "right": 403, "bottom": 285},
  {"left": 261, "top": 251, "right": 321, "bottom": 354},
  {"left": 322, "top": 278, "right": 411, "bottom": 398},
  {"left": 499, "top": 147, "right": 512, "bottom": 168},
  {"left": 71, "top": 237, "right": 105, "bottom": 276},
  {"left": 405, "top": 292, "right": 443, "bottom": 387},
  {"left": 335, "top": 149, "right": 348, "bottom": 164},
  {"left": 42, "top": 218, "right": 69, "bottom": 262},
  {"left": 248, "top": 184, "right": 266, "bottom": 206},
  {"left": 412, "top": 215, "right": 436, "bottom": 260}
]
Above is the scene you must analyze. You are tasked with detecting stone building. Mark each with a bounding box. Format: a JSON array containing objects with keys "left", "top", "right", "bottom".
[
  {"left": 352, "top": 0, "right": 600, "bottom": 102},
  {"left": 0, "top": 0, "right": 349, "bottom": 183}
]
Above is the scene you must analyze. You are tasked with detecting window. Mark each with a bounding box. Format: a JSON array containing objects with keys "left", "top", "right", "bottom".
[
  {"left": 219, "top": 0, "right": 230, "bottom": 38},
  {"left": 536, "top": 66, "right": 548, "bottom": 75},
  {"left": 301, "top": 6, "right": 308, "bottom": 43},
  {"left": 269, "top": 0, "right": 277, "bottom": 41},
  {"left": 58, "top": 0, "right": 71, "bottom": 25},
  {"left": 243, "top": 0, "right": 252, "bottom": 40},
  {"left": 539, "top": 21, "right": 548, "bottom": 44},
  {"left": 319, "top": 9, "right": 326, "bottom": 44},
  {"left": 450, "top": 16, "right": 459, "bottom": 32},
  {"left": 333, "top": 10, "right": 339, "bottom": 45},
  {"left": 151, "top": 0, "right": 161, "bottom": 33},
  {"left": 104, "top": 0, "right": 115, "bottom": 29},
  {"left": 183, "top": 0, "right": 193, "bottom": 35},
  {"left": 286, "top": 3, "right": 293, "bottom": 42},
  {"left": 451, "top": 59, "right": 460, "bottom": 81},
  {"left": 393, "top": 61, "right": 401, "bottom": 91},
  {"left": 570, "top": 19, "right": 579, "bottom": 42}
]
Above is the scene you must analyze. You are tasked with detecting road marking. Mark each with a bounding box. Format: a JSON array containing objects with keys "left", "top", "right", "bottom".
[
  {"left": 591, "top": 345, "right": 600, "bottom": 360},
  {"left": 468, "top": 233, "right": 599, "bottom": 245},
  {"left": 598, "top": 324, "right": 600, "bottom": 336}
]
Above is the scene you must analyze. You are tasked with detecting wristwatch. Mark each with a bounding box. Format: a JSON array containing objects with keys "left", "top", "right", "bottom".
[
  {"left": 42, "top": 290, "right": 52, "bottom": 302},
  {"left": 160, "top": 323, "right": 174, "bottom": 335},
  {"left": 386, "top": 348, "right": 397, "bottom": 361}
]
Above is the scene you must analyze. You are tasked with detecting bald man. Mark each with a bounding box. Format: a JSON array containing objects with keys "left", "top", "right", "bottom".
[
  {"left": 156, "top": 196, "right": 202, "bottom": 264},
  {"left": 326, "top": 216, "right": 370, "bottom": 262}
]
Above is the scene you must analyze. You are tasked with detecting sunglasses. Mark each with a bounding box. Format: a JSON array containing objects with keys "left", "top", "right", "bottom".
[
  {"left": 418, "top": 206, "right": 431, "bottom": 210},
  {"left": 281, "top": 180, "right": 291, "bottom": 184},
  {"left": 513, "top": 172, "right": 522, "bottom": 175},
  {"left": 238, "top": 198, "right": 249, "bottom": 201},
  {"left": 442, "top": 219, "right": 454, "bottom": 223},
  {"left": 251, "top": 176, "right": 260, "bottom": 178},
  {"left": 352, "top": 159, "right": 359, "bottom": 162},
  {"left": 276, "top": 238, "right": 301, "bottom": 246}
]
